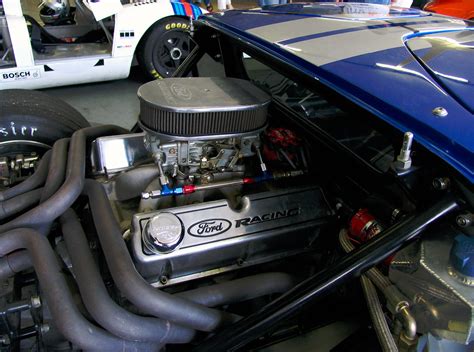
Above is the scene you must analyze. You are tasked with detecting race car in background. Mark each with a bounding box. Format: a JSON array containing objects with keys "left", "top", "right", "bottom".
[
  {"left": 0, "top": 0, "right": 204, "bottom": 89},
  {"left": 424, "top": 0, "right": 474, "bottom": 20}
]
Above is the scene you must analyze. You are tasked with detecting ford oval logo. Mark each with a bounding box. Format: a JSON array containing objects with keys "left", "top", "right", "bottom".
[
  {"left": 170, "top": 83, "right": 192, "bottom": 100},
  {"left": 188, "top": 219, "right": 231, "bottom": 237}
]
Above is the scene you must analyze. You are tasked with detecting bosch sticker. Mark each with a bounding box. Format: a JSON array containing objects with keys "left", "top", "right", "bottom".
[{"left": 2, "top": 70, "right": 41, "bottom": 82}]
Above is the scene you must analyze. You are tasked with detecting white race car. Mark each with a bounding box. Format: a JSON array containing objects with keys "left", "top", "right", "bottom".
[{"left": 0, "top": 0, "right": 204, "bottom": 89}]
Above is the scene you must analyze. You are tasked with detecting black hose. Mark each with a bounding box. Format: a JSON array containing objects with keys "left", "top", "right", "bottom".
[
  {"left": 0, "top": 150, "right": 51, "bottom": 201},
  {"left": 0, "top": 125, "right": 127, "bottom": 233},
  {"left": 176, "top": 273, "right": 295, "bottom": 307},
  {"left": 60, "top": 209, "right": 195, "bottom": 344},
  {"left": 0, "top": 228, "right": 158, "bottom": 351},
  {"left": 40, "top": 138, "right": 69, "bottom": 203},
  {"left": 0, "top": 188, "right": 43, "bottom": 221},
  {"left": 194, "top": 195, "right": 459, "bottom": 352},
  {"left": 83, "top": 179, "right": 236, "bottom": 332}
]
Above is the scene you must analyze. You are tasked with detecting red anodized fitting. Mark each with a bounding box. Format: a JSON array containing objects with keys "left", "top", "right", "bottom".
[{"left": 349, "top": 208, "right": 383, "bottom": 243}]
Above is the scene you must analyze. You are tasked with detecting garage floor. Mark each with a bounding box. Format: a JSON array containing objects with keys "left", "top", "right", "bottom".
[{"left": 42, "top": 66, "right": 145, "bottom": 129}]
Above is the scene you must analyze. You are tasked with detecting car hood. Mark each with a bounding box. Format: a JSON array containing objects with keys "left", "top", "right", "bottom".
[
  {"left": 202, "top": 4, "right": 474, "bottom": 183},
  {"left": 405, "top": 29, "right": 474, "bottom": 113}
]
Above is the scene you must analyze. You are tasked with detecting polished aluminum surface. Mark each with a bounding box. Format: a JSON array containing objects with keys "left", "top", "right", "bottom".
[
  {"left": 131, "top": 185, "right": 332, "bottom": 282},
  {"left": 390, "top": 231, "right": 474, "bottom": 345},
  {"left": 91, "top": 132, "right": 150, "bottom": 175},
  {"left": 143, "top": 213, "right": 183, "bottom": 254},
  {"left": 138, "top": 77, "right": 270, "bottom": 137}
]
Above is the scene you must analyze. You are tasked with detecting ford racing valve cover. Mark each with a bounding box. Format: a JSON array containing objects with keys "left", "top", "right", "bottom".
[{"left": 131, "top": 185, "right": 333, "bottom": 286}]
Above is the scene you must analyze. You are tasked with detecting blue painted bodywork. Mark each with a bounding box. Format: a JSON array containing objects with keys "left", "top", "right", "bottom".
[{"left": 200, "top": 3, "right": 474, "bottom": 183}]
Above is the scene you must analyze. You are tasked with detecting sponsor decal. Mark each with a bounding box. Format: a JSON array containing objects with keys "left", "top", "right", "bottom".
[
  {"left": 165, "top": 22, "right": 189, "bottom": 30},
  {"left": 188, "top": 219, "right": 232, "bottom": 237},
  {"left": 0, "top": 122, "right": 37, "bottom": 138},
  {"left": 2, "top": 69, "right": 41, "bottom": 82},
  {"left": 235, "top": 208, "right": 301, "bottom": 228}
]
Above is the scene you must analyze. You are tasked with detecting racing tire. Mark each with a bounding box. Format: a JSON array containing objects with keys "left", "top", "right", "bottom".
[
  {"left": 0, "top": 89, "right": 90, "bottom": 154},
  {"left": 137, "top": 17, "right": 192, "bottom": 79}
]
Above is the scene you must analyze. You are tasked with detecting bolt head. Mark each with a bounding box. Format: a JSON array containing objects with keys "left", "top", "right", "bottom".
[
  {"left": 31, "top": 296, "right": 41, "bottom": 309},
  {"left": 432, "top": 107, "right": 448, "bottom": 117},
  {"left": 40, "top": 324, "right": 50, "bottom": 334},
  {"left": 394, "top": 158, "right": 412, "bottom": 171},
  {"left": 159, "top": 276, "right": 168, "bottom": 285},
  {"left": 432, "top": 177, "right": 450, "bottom": 190},
  {"left": 457, "top": 216, "right": 469, "bottom": 228}
]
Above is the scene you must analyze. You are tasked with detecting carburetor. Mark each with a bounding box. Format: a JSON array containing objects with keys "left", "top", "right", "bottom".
[
  {"left": 137, "top": 77, "right": 271, "bottom": 185},
  {"left": 144, "top": 134, "right": 260, "bottom": 181}
]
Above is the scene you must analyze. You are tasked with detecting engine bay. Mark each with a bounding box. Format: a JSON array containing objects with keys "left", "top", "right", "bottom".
[{"left": 0, "top": 76, "right": 472, "bottom": 351}]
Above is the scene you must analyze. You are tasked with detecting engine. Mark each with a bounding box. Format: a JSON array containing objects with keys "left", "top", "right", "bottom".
[{"left": 93, "top": 77, "right": 330, "bottom": 286}]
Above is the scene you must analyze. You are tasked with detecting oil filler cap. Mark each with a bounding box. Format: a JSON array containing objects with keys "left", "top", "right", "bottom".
[
  {"left": 448, "top": 234, "right": 474, "bottom": 286},
  {"left": 143, "top": 213, "right": 183, "bottom": 254}
]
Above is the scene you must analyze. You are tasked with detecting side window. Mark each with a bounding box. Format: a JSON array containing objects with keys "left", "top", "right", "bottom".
[{"left": 243, "top": 56, "right": 395, "bottom": 172}]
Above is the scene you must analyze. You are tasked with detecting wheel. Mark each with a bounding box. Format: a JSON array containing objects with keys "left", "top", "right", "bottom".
[
  {"left": 0, "top": 89, "right": 90, "bottom": 155},
  {"left": 137, "top": 17, "right": 192, "bottom": 79}
]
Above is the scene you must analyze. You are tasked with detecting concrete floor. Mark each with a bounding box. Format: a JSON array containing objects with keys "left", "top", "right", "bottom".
[{"left": 43, "top": 67, "right": 146, "bottom": 129}]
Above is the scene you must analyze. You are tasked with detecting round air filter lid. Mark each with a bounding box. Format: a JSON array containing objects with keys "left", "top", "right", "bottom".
[{"left": 138, "top": 77, "right": 271, "bottom": 139}]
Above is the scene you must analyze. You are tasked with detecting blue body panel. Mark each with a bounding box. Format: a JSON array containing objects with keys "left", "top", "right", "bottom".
[{"left": 200, "top": 4, "right": 474, "bottom": 183}]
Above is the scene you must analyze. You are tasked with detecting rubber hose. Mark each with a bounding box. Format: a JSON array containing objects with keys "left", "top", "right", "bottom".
[
  {"left": 83, "top": 179, "right": 236, "bottom": 332},
  {"left": 0, "top": 125, "right": 127, "bottom": 233},
  {"left": 0, "top": 228, "right": 158, "bottom": 351},
  {"left": 40, "top": 138, "right": 69, "bottom": 203},
  {"left": 0, "top": 188, "right": 43, "bottom": 220},
  {"left": 60, "top": 209, "right": 196, "bottom": 344},
  {"left": 0, "top": 150, "right": 51, "bottom": 202},
  {"left": 176, "top": 273, "right": 295, "bottom": 307}
]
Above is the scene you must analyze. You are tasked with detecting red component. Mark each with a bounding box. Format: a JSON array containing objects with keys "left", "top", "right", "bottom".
[
  {"left": 243, "top": 177, "right": 254, "bottom": 184},
  {"left": 183, "top": 185, "right": 196, "bottom": 194},
  {"left": 263, "top": 128, "right": 301, "bottom": 162},
  {"left": 266, "top": 128, "right": 300, "bottom": 148},
  {"left": 262, "top": 145, "right": 279, "bottom": 161},
  {"left": 349, "top": 209, "right": 383, "bottom": 243},
  {"left": 349, "top": 209, "right": 394, "bottom": 265}
]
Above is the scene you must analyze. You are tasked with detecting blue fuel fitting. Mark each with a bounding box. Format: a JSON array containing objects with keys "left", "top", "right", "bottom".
[{"left": 160, "top": 184, "right": 184, "bottom": 196}]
